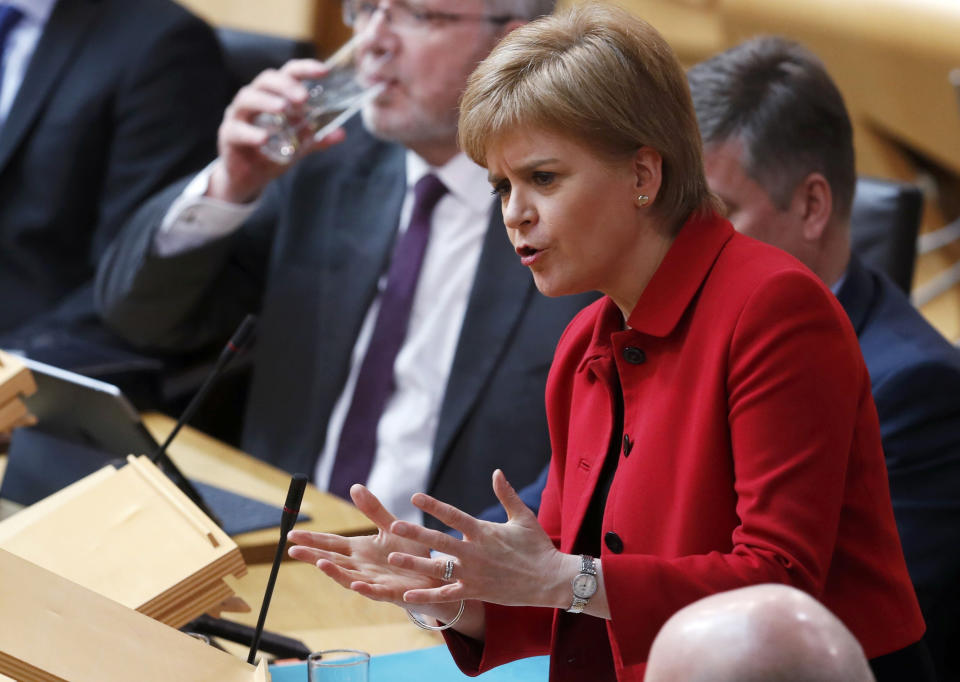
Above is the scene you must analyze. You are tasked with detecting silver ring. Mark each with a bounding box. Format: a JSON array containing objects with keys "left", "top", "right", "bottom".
[{"left": 442, "top": 558, "right": 455, "bottom": 581}]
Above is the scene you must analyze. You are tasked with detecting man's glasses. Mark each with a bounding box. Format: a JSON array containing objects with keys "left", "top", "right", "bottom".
[{"left": 343, "top": 0, "right": 517, "bottom": 31}]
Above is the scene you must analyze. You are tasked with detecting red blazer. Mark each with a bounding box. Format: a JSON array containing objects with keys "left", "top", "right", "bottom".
[{"left": 447, "top": 212, "right": 924, "bottom": 681}]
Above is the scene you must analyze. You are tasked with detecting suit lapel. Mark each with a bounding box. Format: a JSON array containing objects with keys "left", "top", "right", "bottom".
[
  {"left": 319, "top": 145, "right": 406, "bottom": 344},
  {"left": 836, "top": 253, "right": 878, "bottom": 337},
  {"left": 429, "top": 207, "right": 534, "bottom": 483},
  {"left": 0, "top": 0, "right": 101, "bottom": 173}
]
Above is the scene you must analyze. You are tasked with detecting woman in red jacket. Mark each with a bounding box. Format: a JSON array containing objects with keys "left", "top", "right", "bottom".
[{"left": 288, "top": 5, "right": 927, "bottom": 680}]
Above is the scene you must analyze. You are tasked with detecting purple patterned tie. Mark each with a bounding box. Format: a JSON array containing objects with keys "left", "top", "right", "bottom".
[
  {"left": 329, "top": 173, "right": 448, "bottom": 499},
  {"left": 0, "top": 5, "right": 24, "bottom": 99}
]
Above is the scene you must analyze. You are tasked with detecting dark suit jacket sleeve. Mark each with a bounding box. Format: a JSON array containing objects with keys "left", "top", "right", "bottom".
[
  {"left": 88, "top": 9, "right": 227, "bottom": 267},
  {"left": 874, "top": 358, "right": 960, "bottom": 653},
  {"left": 95, "top": 177, "right": 278, "bottom": 352}
]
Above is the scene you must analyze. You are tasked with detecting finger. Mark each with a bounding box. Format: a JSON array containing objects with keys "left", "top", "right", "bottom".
[
  {"left": 387, "top": 552, "right": 455, "bottom": 582},
  {"left": 286, "top": 530, "right": 353, "bottom": 555},
  {"left": 227, "top": 87, "right": 289, "bottom": 120},
  {"left": 220, "top": 118, "right": 269, "bottom": 148},
  {"left": 287, "top": 545, "right": 318, "bottom": 565},
  {"left": 280, "top": 58, "right": 330, "bottom": 80},
  {"left": 288, "top": 545, "right": 356, "bottom": 570},
  {"left": 350, "top": 484, "right": 397, "bottom": 531},
  {"left": 410, "top": 493, "right": 483, "bottom": 539},
  {"left": 350, "top": 581, "right": 402, "bottom": 604},
  {"left": 249, "top": 68, "right": 310, "bottom": 103},
  {"left": 315, "top": 558, "right": 372, "bottom": 589},
  {"left": 492, "top": 469, "right": 535, "bottom": 522},
  {"left": 403, "top": 583, "right": 465, "bottom": 604},
  {"left": 390, "top": 520, "right": 462, "bottom": 555}
]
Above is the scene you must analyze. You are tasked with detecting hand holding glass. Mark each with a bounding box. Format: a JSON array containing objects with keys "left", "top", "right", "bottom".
[{"left": 255, "top": 38, "right": 384, "bottom": 164}]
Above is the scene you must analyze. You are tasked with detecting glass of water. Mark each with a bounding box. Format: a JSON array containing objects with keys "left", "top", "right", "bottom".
[
  {"left": 307, "top": 649, "right": 370, "bottom": 682},
  {"left": 255, "top": 37, "right": 385, "bottom": 164}
]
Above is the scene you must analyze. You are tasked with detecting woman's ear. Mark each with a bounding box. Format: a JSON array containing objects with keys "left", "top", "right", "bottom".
[{"left": 633, "top": 147, "right": 664, "bottom": 206}]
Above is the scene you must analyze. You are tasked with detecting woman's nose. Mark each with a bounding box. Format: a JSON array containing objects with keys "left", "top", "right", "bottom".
[{"left": 502, "top": 194, "right": 536, "bottom": 231}]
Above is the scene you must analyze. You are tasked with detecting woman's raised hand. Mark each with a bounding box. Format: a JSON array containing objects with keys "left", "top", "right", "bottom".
[
  {"left": 388, "top": 469, "right": 575, "bottom": 610},
  {"left": 287, "top": 484, "right": 441, "bottom": 608}
]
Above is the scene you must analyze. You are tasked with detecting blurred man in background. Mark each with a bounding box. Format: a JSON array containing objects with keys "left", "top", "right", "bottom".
[
  {"left": 97, "top": 0, "right": 594, "bottom": 525},
  {"left": 689, "top": 36, "right": 960, "bottom": 681}
]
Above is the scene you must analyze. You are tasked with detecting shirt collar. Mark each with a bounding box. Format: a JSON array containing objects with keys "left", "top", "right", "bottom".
[
  {"left": 830, "top": 270, "right": 847, "bottom": 295},
  {"left": 7, "top": 0, "right": 57, "bottom": 25},
  {"left": 405, "top": 150, "right": 492, "bottom": 214}
]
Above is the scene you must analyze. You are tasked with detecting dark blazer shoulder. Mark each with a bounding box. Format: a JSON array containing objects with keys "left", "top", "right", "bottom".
[{"left": 838, "top": 254, "right": 960, "bottom": 390}]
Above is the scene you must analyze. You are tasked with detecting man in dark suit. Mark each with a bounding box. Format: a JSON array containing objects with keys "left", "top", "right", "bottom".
[
  {"left": 96, "top": 0, "right": 593, "bottom": 526},
  {"left": 688, "top": 36, "right": 960, "bottom": 681},
  {"left": 0, "top": 0, "right": 227, "bottom": 340}
]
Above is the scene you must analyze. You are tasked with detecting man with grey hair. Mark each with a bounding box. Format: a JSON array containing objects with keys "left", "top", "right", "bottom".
[
  {"left": 645, "top": 585, "right": 876, "bottom": 682},
  {"left": 688, "top": 36, "right": 959, "bottom": 682},
  {"left": 96, "top": 0, "right": 592, "bottom": 526}
]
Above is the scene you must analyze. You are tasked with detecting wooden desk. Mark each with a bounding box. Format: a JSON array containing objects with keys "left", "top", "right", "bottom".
[{"left": 141, "top": 412, "right": 375, "bottom": 563}]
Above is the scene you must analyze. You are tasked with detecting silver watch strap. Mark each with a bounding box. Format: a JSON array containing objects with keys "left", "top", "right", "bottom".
[{"left": 567, "top": 555, "right": 597, "bottom": 614}]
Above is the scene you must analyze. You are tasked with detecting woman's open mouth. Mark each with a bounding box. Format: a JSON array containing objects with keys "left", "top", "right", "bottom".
[{"left": 516, "top": 245, "right": 543, "bottom": 267}]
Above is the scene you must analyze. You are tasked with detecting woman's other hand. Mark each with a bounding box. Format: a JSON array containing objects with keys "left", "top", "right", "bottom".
[
  {"left": 389, "top": 469, "right": 581, "bottom": 612},
  {"left": 287, "top": 483, "right": 484, "bottom": 635},
  {"left": 287, "top": 483, "right": 437, "bottom": 606}
]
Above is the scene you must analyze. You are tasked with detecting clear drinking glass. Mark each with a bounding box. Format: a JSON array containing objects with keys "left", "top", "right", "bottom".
[
  {"left": 307, "top": 649, "right": 371, "bottom": 682},
  {"left": 255, "top": 36, "right": 384, "bottom": 165}
]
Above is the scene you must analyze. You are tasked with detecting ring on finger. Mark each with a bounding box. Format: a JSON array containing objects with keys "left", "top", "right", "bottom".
[{"left": 442, "top": 558, "right": 455, "bottom": 582}]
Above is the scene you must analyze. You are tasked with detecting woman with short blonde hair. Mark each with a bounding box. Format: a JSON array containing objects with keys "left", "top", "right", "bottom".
[
  {"left": 289, "top": 5, "right": 925, "bottom": 680},
  {"left": 459, "top": 3, "right": 716, "bottom": 229}
]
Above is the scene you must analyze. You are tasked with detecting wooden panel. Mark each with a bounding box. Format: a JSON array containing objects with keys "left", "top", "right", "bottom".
[
  {"left": 175, "top": 0, "right": 320, "bottom": 41},
  {"left": 562, "top": 0, "right": 725, "bottom": 64},
  {"left": 0, "top": 549, "right": 267, "bottom": 682}
]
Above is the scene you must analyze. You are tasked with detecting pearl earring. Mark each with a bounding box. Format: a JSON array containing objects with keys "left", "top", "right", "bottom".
[{"left": 636, "top": 194, "right": 650, "bottom": 207}]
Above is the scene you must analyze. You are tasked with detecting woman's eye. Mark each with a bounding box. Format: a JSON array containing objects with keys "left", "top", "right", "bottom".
[
  {"left": 532, "top": 171, "right": 555, "bottom": 186},
  {"left": 491, "top": 180, "right": 511, "bottom": 198}
]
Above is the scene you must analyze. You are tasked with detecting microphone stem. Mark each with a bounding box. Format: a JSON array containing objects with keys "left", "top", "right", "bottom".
[
  {"left": 152, "top": 347, "right": 232, "bottom": 462},
  {"left": 247, "top": 519, "right": 292, "bottom": 664}
]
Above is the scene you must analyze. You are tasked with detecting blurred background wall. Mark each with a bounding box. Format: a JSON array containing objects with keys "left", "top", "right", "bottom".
[{"left": 175, "top": 0, "right": 960, "bottom": 342}]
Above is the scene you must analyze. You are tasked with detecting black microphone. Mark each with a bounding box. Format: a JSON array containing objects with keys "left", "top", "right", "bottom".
[
  {"left": 247, "top": 473, "right": 307, "bottom": 665},
  {"left": 150, "top": 314, "right": 258, "bottom": 526}
]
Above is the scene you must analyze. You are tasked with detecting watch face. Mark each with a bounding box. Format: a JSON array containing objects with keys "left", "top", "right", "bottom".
[{"left": 572, "top": 573, "right": 597, "bottom": 599}]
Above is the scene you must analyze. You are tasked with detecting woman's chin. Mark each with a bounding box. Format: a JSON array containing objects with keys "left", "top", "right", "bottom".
[{"left": 532, "top": 274, "right": 588, "bottom": 299}]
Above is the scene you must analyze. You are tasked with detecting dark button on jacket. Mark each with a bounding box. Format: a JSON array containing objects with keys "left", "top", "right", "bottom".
[{"left": 605, "top": 531, "right": 624, "bottom": 554}]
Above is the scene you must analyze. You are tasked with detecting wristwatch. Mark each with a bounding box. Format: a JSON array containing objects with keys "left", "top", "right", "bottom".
[{"left": 567, "top": 555, "right": 598, "bottom": 614}]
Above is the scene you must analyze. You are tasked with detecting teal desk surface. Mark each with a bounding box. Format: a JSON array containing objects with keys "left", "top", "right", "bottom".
[{"left": 270, "top": 645, "right": 548, "bottom": 681}]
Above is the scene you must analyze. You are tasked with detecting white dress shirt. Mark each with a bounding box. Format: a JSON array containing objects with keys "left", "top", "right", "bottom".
[
  {"left": 155, "top": 150, "right": 492, "bottom": 521},
  {"left": 0, "top": 0, "right": 57, "bottom": 125}
]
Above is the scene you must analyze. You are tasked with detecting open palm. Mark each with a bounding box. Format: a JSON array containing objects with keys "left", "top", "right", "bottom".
[{"left": 287, "top": 484, "right": 442, "bottom": 608}]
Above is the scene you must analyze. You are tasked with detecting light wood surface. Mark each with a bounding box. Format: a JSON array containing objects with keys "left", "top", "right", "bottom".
[
  {"left": 0, "top": 457, "right": 246, "bottom": 629},
  {"left": 141, "top": 413, "right": 376, "bottom": 563},
  {"left": 224, "top": 560, "right": 441, "bottom": 657},
  {"left": 176, "top": 0, "right": 318, "bottom": 40},
  {"left": 562, "top": 0, "right": 724, "bottom": 65},
  {"left": 0, "top": 549, "right": 268, "bottom": 682}
]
